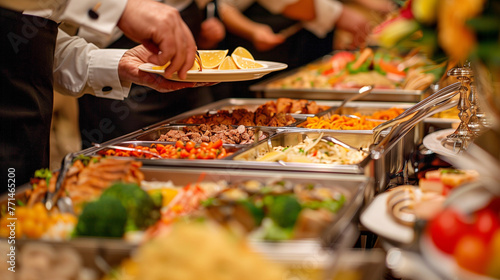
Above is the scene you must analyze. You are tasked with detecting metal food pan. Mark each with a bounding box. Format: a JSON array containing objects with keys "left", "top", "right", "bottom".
[
  {"left": 1, "top": 168, "right": 371, "bottom": 276},
  {"left": 171, "top": 98, "right": 332, "bottom": 118},
  {"left": 133, "top": 124, "right": 275, "bottom": 145},
  {"left": 161, "top": 99, "right": 307, "bottom": 128},
  {"left": 87, "top": 140, "right": 243, "bottom": 164},
  {"left": 249, "top": 56, "right": 426, "bottom": 102},
  {"left": 229, "top": 130, "right": 373, "bottom": 174},
  {"left": 141, "top": 166, "right": 370, "bottom": 248}
]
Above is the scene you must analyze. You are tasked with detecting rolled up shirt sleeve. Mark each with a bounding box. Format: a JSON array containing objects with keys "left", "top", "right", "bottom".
[{"left": 54, "top": 29, "right": 131, "bottom": 100}]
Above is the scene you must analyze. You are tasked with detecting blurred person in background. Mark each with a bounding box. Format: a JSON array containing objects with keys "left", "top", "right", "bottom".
[
  {"left": 1, "top": 0, "right": 200, "bottom": 187},
  {"left": 212, "top": 0, "right": 381, "bottom": 98},
  {"left": 76, "top": 0, "right": 226, "bottom": 149}
]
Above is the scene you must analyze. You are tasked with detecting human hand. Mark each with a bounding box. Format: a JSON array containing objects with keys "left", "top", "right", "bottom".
[
  {"left": 198, "top": 18, "right": 226, "bottom": 49},
  {"left": 117, "top": 0, "right": 197, "bottom": 80},
  {"left": 335, "top": 5, "right": 373, "bottom": 49},
  {"left": 119, "top": 45, "right": 213, "bottom": 93},
  {"left": 251, "top": 24, "right": 285, "bottom": 52}
]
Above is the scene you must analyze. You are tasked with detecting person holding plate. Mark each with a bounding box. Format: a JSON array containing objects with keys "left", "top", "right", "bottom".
[
  {"left": 0, "top": 0, "right": 200, "bottom": 187},
  {"left": 75, "top": 0, "right": 226, "bottom": 148}
]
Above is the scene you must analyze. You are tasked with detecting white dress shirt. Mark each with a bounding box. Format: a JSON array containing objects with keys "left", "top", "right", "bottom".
[
  {"left": 54, "top": 30, "right": 131, "bottom": 100},
  {"left": 18, "top": 0, "right": 131, "bottom": 100}
]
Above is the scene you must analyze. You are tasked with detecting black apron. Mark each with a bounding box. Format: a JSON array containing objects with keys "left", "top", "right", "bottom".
[{"left": 0, "top": 8, "right": 58, "bottom": 188}]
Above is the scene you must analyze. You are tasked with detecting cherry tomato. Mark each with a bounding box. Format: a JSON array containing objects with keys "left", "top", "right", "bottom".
[
  {"left": 180, "top": 150, "right": 190, "bottom": 158},
  {"left": 218, "top": 149, "right": 227, "bottom": 159},
  {"left": 185, "top": 141, "right": 195, "bottom": 152},
  {"left": 454, "top": 234, "right": 489, "bottom": 274},
  {"left": 427, "top": 208, "right": 471, "bottom": 254},
  {"left": 472, "top": 208, "right": 500, "bottom": 243},
  {"left": 487, "top": 229, "right": 500, "bottom": 278},
  {"left": 212, "top": 139, "right": 223, "bottom": 149},
  {"left": 200, "top": 142, "right": 209, "bottom": 148},
  {"left": 175, "top": 140, "right": 184, "bottom": 148}
]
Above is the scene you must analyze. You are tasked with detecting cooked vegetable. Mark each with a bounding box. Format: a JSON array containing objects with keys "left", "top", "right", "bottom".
[
  {"left": 266, "top": 195, "right": 302, "bottom": 229},
  {"left": 238, "top": 199, "right": 265, "bottom": 226},
  {"left": 101, "top": 182, "right": 160, "bottom": 231},
  {"left": 302, "top": 195, "right": 346, "bottom": 213},
  {"left": 74, "top": 196, "right": 127, "bottom": 238}
]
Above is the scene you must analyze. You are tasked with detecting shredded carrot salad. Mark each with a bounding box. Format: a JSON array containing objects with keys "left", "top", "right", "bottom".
[
  {"left": 300, "top": 115, "right": 380, "bottom": 130},
  {"left": 299, "top": 107, "right": 404, "bottom": 130}
]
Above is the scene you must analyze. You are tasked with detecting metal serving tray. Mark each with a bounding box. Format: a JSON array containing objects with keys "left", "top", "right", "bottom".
[
  {"left": 140, "top": 167, "right": 370, "bottom": 248},
  {"left": 230, "top": 130, "right": 372, "bottom": 174},
  {"left": 133, "top": 124, "right": 275, "bottom": 144},
  {"left": 249, "top": 69, "right": 425, "bottom": 102},
  {"left": 1, "top": 168, "right": 371, "bottom": 277},
  {"left": 160, "top": 98, "right": 310, "bottom": 128},
  {"left": 90, "top": 140, "right": 244, "bottom": 161}
]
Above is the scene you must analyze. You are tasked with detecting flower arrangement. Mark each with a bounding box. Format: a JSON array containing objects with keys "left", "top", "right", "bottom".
[{"left": 372, "top": 0, "right": 499, "bottom": 64}]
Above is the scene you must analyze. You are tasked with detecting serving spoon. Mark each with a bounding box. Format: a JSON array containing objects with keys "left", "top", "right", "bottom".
[{"left": 333, "top": 85, "right": 374, "bottom": 115}]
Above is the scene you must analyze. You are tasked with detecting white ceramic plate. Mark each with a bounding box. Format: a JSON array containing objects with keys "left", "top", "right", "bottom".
[
  {"left": 360, "top": 192, "right": 414, "bottom": 244},
  {"left": 138, "top": 61, "right": 288, "bottom": 82},
  {"left": 422, "top": 128, "right": 463, "bottom": 158}
]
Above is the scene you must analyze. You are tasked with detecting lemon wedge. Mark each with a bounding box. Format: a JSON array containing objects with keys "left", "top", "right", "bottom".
[
  {"left": 232, "top": 46, "right": 254, "bottom": 60},
  {"left": 218, "top": 56, "right": 238, "bottom": 70},
  {"left": 232, "top": 54, "right": 264, "bottom": 69},
  {"left": 198, "top": 50, "right": 228, "bottom": 69}
]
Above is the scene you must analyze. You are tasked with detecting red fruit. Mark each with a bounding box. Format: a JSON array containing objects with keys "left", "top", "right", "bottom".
[
  {"left": 454, "top": 234, "right": 489, "bottom": 275},
  {"left": 427, "top": 208, "right": 471, "bottom": 254},
  {"left": 472, "top": 208, "right": 500, "bottom": 243}
]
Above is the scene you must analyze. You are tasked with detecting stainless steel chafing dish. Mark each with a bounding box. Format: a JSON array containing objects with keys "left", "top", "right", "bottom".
[
  {"left": 77, "top": 99, "right": 422, "bottom": 193},
  {"left": 1, "top": 168, "right": 372, "bottom": 276},
  {"left": 249, "top": 71, "right": 425, "bottom": 102}
]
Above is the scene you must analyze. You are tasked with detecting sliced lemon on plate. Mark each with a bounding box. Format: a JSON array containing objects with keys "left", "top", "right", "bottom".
[
  {"left": 231, "top": 54, "right": 264, "bottom": 69},
  {"left": 198, "top": 50, "right": 228, "bottom": 69},
  {"left": 152, "top": 61, "right": 171, "bottom": 70},
  {"left": 190, "top": 60, "right": 201, "bottom": 70},
  {"left": 218, "top": 56, "right": 238, "bottom": 70},
  {"left": 232, "top": 46, "right": 254, "bottom": 60}
]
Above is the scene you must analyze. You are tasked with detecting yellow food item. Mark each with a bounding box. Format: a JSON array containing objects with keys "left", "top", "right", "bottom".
[
  {"left": 112, "top": 222, "right": 286, "bottom": 280},
  {"left": 0, "top": 202, "right": 77, "bottom": 239},
  {"left": 300, "top": 115, "right": 380, "bottom": 130},
  {"left": 198, "top": 49, "right": 228, "bottom": 69},
  {"left": 218, "top": 56, "right": 238, "bottom": 70},
  {"left": 190, "top": 60, "right": 201, "bottom": 71},
  {"left": 232, "top": 54, "right": 264, "bottom": 69},
  {"left": 152, "top": 61, "right": 171, "bottom": 70},
  {"left": 232, "top": 46, "right": 254, "bottom": 60}
]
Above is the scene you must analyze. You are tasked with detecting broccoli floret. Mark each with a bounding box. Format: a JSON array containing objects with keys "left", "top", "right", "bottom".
[
  {"left": 74, "top": 196, "right": 127, "bottom": 238},
  {"left": 265, "top": 195, "right": 302, "bottom": 229},
  {"left": 101, "top": 182, "right": 160, "bottom": 231}
]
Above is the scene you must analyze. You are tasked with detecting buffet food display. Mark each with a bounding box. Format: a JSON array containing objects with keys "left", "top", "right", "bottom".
[
  {"left": 264, "top": 48, "right": 441, "bottom": 91},
  {"left": 3, "top": 44, "right": 489, "bottom": 280}
]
